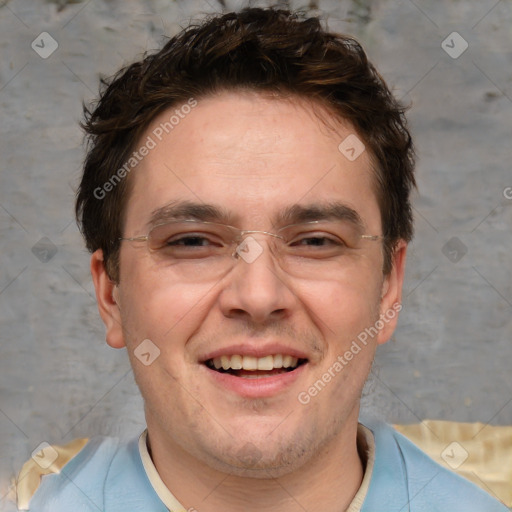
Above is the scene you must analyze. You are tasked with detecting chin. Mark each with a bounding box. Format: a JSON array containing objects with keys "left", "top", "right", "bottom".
[{"left": 200, "top": 432, "right": 315, "bottom": 479}]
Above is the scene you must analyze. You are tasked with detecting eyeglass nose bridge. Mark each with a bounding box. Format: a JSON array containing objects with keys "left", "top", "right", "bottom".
[{"left": 231, "top": 229, "right": 284, "bottom": 261}]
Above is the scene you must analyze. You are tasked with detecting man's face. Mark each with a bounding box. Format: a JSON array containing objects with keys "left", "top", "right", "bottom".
[{"left": 93, "top": 91, "right": 406, "bottom": 476}]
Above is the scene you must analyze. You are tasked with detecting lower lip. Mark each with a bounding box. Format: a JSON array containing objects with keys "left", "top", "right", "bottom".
[{"left": 202, "top": 363, "right": 307, "bottom": 398}]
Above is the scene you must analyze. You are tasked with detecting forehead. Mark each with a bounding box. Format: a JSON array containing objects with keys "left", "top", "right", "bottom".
[{"left": 124, "top": 91, "right": 380, "bottom": 231}]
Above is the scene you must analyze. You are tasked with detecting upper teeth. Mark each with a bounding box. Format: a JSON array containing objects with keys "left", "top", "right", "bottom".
[{"left": 209, "top": 354, "right": 299, "bottom": 371}]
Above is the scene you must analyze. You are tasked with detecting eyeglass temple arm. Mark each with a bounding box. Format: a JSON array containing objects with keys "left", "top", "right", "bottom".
[{"left": 119, "top": 236, "right": 149, "bottom": 242}]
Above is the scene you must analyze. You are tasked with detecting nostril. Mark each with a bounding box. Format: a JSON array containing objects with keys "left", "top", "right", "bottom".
[{"left": 224, "top": 308, "right": 250, "bottom": 320}]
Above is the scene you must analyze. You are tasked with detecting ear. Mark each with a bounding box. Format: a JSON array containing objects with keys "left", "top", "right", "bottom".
[
  {"left": 376, "top": 240, "right": 408, "bottom": 345},
  {"left": 90, "top": 249, "right": 125, "bottom": 349}
]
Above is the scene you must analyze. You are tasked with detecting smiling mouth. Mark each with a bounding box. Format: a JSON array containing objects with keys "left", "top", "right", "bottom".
[{"left": 204, "top": 354, "right": 308, "bottom": 378}]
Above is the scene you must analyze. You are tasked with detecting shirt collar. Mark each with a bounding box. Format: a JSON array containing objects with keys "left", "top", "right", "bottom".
[{"left": 138, "top": 424, "right": 376, "bottom": 512}]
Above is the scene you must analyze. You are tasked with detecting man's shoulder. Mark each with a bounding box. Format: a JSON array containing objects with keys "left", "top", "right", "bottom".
[
  {"left": 361, "top": 418, "right": 508, "bottom": 512},
  {"left": 16, "top": 434, "right": 165, "bottom": 511}
]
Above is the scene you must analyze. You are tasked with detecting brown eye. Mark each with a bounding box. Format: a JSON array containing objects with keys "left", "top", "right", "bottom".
[
  {"left": 291, "top": 235, "right": 343, "bottom": 247},
  {"left": 166, "top": 235, "right": 214, "bottom": 247}
]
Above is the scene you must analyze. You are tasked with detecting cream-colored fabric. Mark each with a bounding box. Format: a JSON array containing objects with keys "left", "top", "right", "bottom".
[
  {"left": 16, "top": 437, "right": 89, "bottom": 510},
  {"left": 140, "top": 425, "right": 376, "bottom": 512},
  {"left": 346, "top": 424, "right": 375, "bottom": 512},
  {"left": 139, "top": 430, "right": 182, "bottom": 511},
  {"left": 394, "top": 420, "right": 512, "bottom": 507}
]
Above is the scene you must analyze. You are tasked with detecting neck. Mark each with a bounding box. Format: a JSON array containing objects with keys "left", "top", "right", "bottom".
[{"left": 147, "top": 415, "right": 364, "bottom": 512}]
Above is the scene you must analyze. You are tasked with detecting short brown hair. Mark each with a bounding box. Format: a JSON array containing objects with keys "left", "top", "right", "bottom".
[{"left": 76, "top": 7, "right": 415, "bottom": 282}]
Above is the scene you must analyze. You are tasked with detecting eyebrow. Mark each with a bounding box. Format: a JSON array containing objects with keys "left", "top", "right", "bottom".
[
  {"left": 147, "top": 200, "right": 365, "bottom": 231},
  {"left": 147, "top": 200, "right": 234, "bottom": 228},
  {"left": 275, "top": 202, "right": 365, "bottom": 230}
]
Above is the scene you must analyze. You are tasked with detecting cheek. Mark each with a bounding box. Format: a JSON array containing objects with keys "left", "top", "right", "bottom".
[
  {"left": 120, "top": 278, "right": 216, "bottom": 408},
  {"left": 118, "top": 257, "right": 217, "bottom": 354},
  {"left": 296, "top": 268, "right": 383, "bottom": 346}
]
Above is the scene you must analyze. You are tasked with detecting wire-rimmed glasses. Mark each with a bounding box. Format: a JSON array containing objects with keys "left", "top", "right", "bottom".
[{"left": 119, "top": 219, "right": 383, "bottom": 281}]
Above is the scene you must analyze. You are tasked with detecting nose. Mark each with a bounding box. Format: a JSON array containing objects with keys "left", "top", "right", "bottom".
[{"left": 217, "top": 235, "right": 297, "bottom": 324}]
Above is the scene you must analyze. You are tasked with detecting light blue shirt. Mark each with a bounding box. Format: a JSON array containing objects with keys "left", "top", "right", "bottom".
[{"left": 22, "top": 418, "right": 508, "bottom": 511}]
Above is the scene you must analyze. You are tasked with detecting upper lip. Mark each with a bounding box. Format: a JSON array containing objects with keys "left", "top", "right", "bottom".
[{"left": 199, "top": 343, "right": 310, "bottom": 363}]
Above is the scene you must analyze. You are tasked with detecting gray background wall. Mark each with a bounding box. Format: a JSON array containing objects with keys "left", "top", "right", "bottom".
[{"left": 0, "top": 0, "right": 511, "bottom": 508}]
